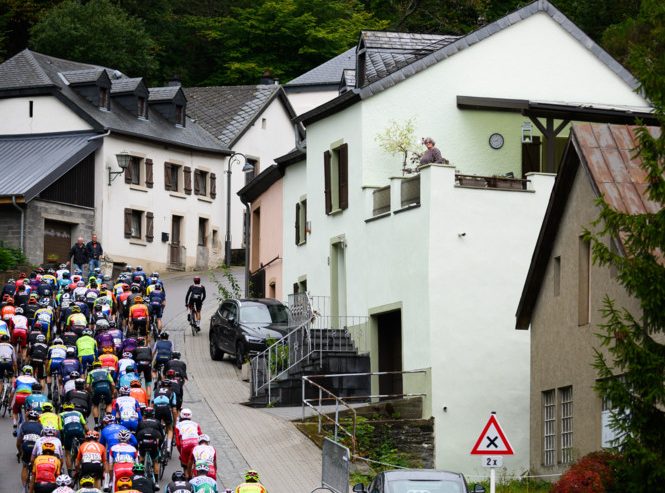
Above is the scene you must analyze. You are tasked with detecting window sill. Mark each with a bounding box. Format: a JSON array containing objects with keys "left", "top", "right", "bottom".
[
  {"left": 327, "top": 208, "right": 343, "bottom": 216},
  {"left": 197, "top": 196, "right": 213, "bottom": 203},
  {"left": 365, "top": 211, "right": 391, "bottom": 223},
  {"left": 129, "top": 239, "right": 147, "bottom": 246},
  {"left": 169, "top": 191, "right": 187, "bottom": 199},
  {"left": 393, "top": 203, "right": 421, "bottom": 215},
  {"left": 297, "top": 240, "right": 307, "bottom": 247},
  {"left": 129, "top": 184, "right": 148, "bottom": 193}
]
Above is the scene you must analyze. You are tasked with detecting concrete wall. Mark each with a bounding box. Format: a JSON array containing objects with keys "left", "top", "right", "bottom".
[
  {"left": 528, "top": 165, "right": 639, "bottom": 476},
  {"left": 0, "top": 96, "right": 93, "bottom": 134},
  {"left": 0, "top": 206, "right": 23, "bottom": 250},
  {"left": 250, "top": 179, "right": 283, "bottom": 300}
]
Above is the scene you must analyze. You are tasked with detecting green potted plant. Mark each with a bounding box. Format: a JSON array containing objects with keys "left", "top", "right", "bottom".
[{"left": 375, "top": 118, "right": 419, "bottom": 174}]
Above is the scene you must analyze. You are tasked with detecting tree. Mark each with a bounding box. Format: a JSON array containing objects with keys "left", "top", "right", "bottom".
[
  {"left": 585, "top": 1, "right": 665, "bottom": 489},
  {"left": 29, "top": 0, "right": 157, "bottom": 78}
]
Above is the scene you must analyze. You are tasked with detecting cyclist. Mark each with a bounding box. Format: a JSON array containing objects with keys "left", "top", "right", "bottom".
[
  {"left": 128, "top": 295, "right": 150, "bottom": 338},
  {"left": 152, "top": 332, "right": 173, "bottom": 380},
  {"left": 1, "top": 296, "right": 16, "bottom": 324},
  {"left": 75, "top": 431, "right": 106, "bottom": 489},
  {"left": 12, "top": 365, "right": 37, "bottom": 428},
  {"left": 87, "top": 361, "right": 115, "bottom": 424},
  {"left": 188, "top": 434, "right": 217, "bottom": 480},
  {"left": 166, "top": 369, "right": 185, "bottom": 412},
  {"left": 16, "top": 409, "right": 43, "bottom": 487},
  {"left": 60, "top": 348, "right": 82, "bottom": 388},
  {"left": 133, "top": 337, "right": 153, "bottom": 398},
  {"left": 147, "top": 283, "right": 166, "bottom": 333},
  {"left": 66, "top": 378, "right": 92, "bottom": 419},
  {"left": 28, "top": 332, "right": 48, "bottom": 388},
  {"left": 129, "top": 379, "right": 148, "bottom": 407},
  {"left": 46, "top": 337, "right": 67, "bottom": 394},
  {"left": 107, "top": 429, "right": 139, "bottom": 492},
  {"left": 33, "top": 300, "right": 54, "bottom": 339},
  {"left": 131, "top": 462, "right": 159, "bottom": 493},
  {"left": 94, "top": 319, "right": 115, "bottom": 353},
  {"left": 32, "top": 426, "right": 64, "bottom": 463},
  {"left": 166, "top": 470, "right": 193, "bottom": 493},
  {"left": 65, "top": 304, "right": 87, "bottom": 332},
  {"left": 31, "top": 440, "right": 62, "bottom": 493},
  {"left": 108, "top": 320, "right": 125, "bottom": 355},
  {"left": 53, "top": 474, "right": 75, "bottom": 493},
  {"left": 234, "top": 470, "right": 267, "bottom": 493},
  {"left": 118, "top": 364, "right": 140, "bottom": 389},
  {"left": 60, "top": 401, "right": 87, "bottom": 471},
  {"left": 152, "top": 379, "right": 177, "bottom": 454},
  {"left": 164, "top": 351, "right": 188, "bottom": 381},
  {"left": 38, "top": 401, "right": 62, "bottom": 434},
  {"left": 136, "top": 406, "right": 164, "bottom": 480},
  {"left": 118, "top": 352, "right": 136, "bottom": 378},
  {"left": 25, "top": 382, "right": 49, "bottom": 413},
  {"left": 98, "top": 346, "right": 119, "bottom": 380},
  {"left": 0, "top": 333, "right": 17, "bottom": 397},
  {"left": 175, "top": 408, "right": 201, "bottom": 473},
  {"left": 77, "top": 328, "right": 98, "bottom": 373},
  {"left": 77, "top": 475, "right": 104, "bottom": 493},
  {"left": 11, "top": 306, "right": 29, "bottom": 359},
  {"left": 99, "top": 414, "right": 138, "bottom": 453},
  {"left": 113, "top": 385, "right": 141, "bottom": 432},
  {"left": 185, "top": 277, "right": 206, "bottom": 331},
  {"left": 189, "top": 463, "right": 218, "bottom": 492}
]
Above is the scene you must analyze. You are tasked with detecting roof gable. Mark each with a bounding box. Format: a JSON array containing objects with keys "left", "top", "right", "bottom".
[{"left": 0, "top": 49, "right": 54, "bottom": 90}]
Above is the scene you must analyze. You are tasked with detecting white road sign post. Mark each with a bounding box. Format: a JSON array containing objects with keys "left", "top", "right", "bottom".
[{"left": 470, "top": 413, "right": 514, "bottom": 493}]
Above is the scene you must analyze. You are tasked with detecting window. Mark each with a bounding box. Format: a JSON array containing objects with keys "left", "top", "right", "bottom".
[
  {"left": 212, "top": 229, "right": 219, "bottom": 250},
  {"left": 194, "top": 170, "right": 209, "bottom": 196},
  {"left": 560, "top": 386, "right": 573, "bottom": 464},
  {"left": 245, "top": 159, "right": 258, "bottom": 186},
  {"left": 293, "top": 277, "right": 307, "bottom": 295},
  {"left": 578, "top": 236, "right": 590, "bottom": 325},
  {"left": 261, "top": 117, "right": 267, "bottom": 129},
  {"left": 99, "top": 87, "right": 110, "bottom": 110},
  {"left": 198, "top": 217, "right": 208, "bottom": 246},
  {"left": 164, "top": 162, "right": 181, "bottom": 192},
  {"left": 175, "top": 104, "right": 185, "bottom": 126},
  {"left": 125, "top": 156, "right": 143, "bottom": 185},
  {"left": 138, "top": 97, "right": 148, "bottom": 119},
  {"left": 543, "top": 390, "right": 556, "bottom": 466},
  {"left": 323, "top": 143, "right": 348, "bottom": 214},
  {"left": 131, "top": 210, "right": 143, "bottom": 238},
  {"left": 123, "top": 209, "right": 154, "bottom": 242},
  {"left": 601, "top": 397, "right": 619, "bottom": 448},
  {"left": 553, "top": 256, "right": 561, "bottom": 297},
  {"left": 295, "top": 198, "right": 307, "bottom": 245}
]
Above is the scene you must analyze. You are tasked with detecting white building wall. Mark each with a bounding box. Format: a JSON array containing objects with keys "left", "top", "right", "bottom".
[
  {"left": 0, "top": 96, "right": 94, "bottom": 134},
  {"left": 95, "top": 135, "right": 224, "bottom": 272},
  {"left": 284, "top": 88, "right": 339, "bottom": 116},
  {"left": 228, "top": 98, "right": 297, "bottom": 251}
]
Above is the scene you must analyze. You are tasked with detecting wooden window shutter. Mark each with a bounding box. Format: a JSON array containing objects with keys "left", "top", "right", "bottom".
[
  {"left": 210, "top": 173, "right": 217, "bottom": 199},
  {"left": 164, "top": 163, "right": 173, "bottom": 191},
  {"left": 339, "top": 143, "right": 348, "bottom": 210},
  {"left": 124, "top": 160, "right": 133, "bottom": 184},
  {"left": 146, "top": 212, "right": 154, "bottom": 242},
  {"left": 295, "top": 202, "right": 301, "bottom": 245},
  {"left": 145, "top": 159, "right": 154, "bottom": 188},
  {"left": 323, "top": 150, "right": 332, "bottom": 214},
  {"left": 124, "top": 208, "right": 132, "bottom": 238},
  {"left": 184, "top": 166, "right": 192, "bottom": 195},
  {"left": 193, "top": 170, "right": 201, "bottom": 195}
]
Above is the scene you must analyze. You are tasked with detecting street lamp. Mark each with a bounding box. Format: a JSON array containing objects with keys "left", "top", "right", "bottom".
[
  {"left": 225, "top": 152, "right": 254, "bottom": 266},
  {"left": 108, "top": 151, "right": 131, "bottom": 185}
]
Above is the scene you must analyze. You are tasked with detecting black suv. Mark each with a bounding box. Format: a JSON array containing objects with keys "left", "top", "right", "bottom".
[{"left": 209, "top": 298, "right": 291, "bottom": 368}]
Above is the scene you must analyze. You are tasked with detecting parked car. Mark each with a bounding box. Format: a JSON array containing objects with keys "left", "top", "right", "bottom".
[
  {"left": 209, "top": 298, "right": 291, "bottom": 368},
  {"left": 353, "top": 469, "right": 486, "bottom": 493}
]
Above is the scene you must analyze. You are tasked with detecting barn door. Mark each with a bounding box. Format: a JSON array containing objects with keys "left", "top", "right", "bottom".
[{"left": 43, "top": 220, "right": 72, "bottom": 265}]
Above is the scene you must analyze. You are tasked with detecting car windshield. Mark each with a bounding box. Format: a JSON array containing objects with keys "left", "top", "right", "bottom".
[
  {"left": 387, "top": 479, "right": 465, "bottom": 493},
  {"left": 239, "top": 302, "right": 290, "bottom": 324}
]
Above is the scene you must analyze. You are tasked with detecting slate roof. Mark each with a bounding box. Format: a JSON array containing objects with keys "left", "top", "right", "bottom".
[
  {"left": 184, "top": 85, "right": 296, "bottom": 147},
  {"left": 60, "top": 69, "right": 105, "bottom": 85},
  {"left": 515, "top": 123, "right": 662, "bottom": 330},
  {"left": 111, "top": 77, "right": 144, "bottom": 94},
  {"left": 0, "top": 132, "right": 101, "bottom": 201},
  {"left": 0, "top": 50, "right": 225, "bottom": 154},
  {"left": 299, "top": 0, "right": 643, "bottom": 125},
  {"left": 148, "top": 86, "right": 181, "bottom": 102},
  {"left": 286, "top": 47, "right": 356, "bottom": 87}
]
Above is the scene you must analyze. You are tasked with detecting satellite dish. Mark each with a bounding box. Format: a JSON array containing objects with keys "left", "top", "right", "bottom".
[{"left": 112, "top": 70, "right": 123, "bottom": 79}]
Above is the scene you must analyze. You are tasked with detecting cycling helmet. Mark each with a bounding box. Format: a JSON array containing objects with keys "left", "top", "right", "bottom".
[
  {"left": 77, "top": 281, "right": 85, "bottom": 287},
  {"left": 118, "top": 429, "right": 132, "bottom": 442},
  {"left": 245, "top": 470, "right": 260, "bottom": 482},
  {"left": 134, "top": 296, "right": 143, "bottom": 303},
  {"left": 116, "top": 477, "right": 133, "bottom": 490},
  {"left": 79, "top": 476, "right": 95, "bottom": 487},
  {"left": 75, "top": 378, "right": 85, "bottom": 390},
  {"left": 122, "top": 352, "right": 133, "bottom": 359},
  {"left": 66, "top": 347, "right": 76, "bottom": 357},
  {"left": 0, "top": 334, "right": 8, "bottom": 342},
  {"left": 130, "top": 284, "right": 140, "bottom": 293},
  {"left": 193, "top": 276, "right": 201, "bottom": 284},
  {"left": 91, "top": 360, "right": 102, "bottom": 368},
  {"left": 180, "top": 408, "right": 192, "bottom": 419},
  {"left": 14, "top": 307, "right": 23, "bottom": 314},
  {"left": 27, "top": 409, "right": 40, "bottom": 420},
  {"left": 42, "top": 402, "right": 54, "bottom": 412},
  {"left": 93, "top": 304, "right": 102, "bottom": 312},
  {"left": 42, "top": 441, "right": 56, "bottom": 453},
  {"left": 154, "top": 283, "right": 162, "bottom": 290},
  {"left": 171, "top": 351, "right": 181, "bottom": 360},
  {"left": 132, "top": 463, "right": 146, "bottom": 474},
  {"left": 69, "top": 371, "right": 81, "bottom": 379},
  {"left": 82, "top": 328, "right": 93, "bottom": 336},
  {"left": 96, "top": 318, "right": 110, "bottom": 330},
  {"left": 130, "top": 379, "right": 141, "bottom": 388},
  {"left": 32, "top": 382, "right": 43, "bottom": 392},
  {"left": 198, "top": 434, "right": 210, "bottom": 443},
  {"left": 103, "top": 414, "right": 116, "bottom": 425},
  {"left": 119, "top": 386, "right": 130, "bottom": 396},
  {"left": 125, "top": 365, "right": 135, "bottom": 373},
  {"left": 103, "top": 275, "right": 112, "bottom": 282},
  {"left": 42, "top": 426, "right": 57, "bottom": 436},
  {"left": 70, "top": 305, "right": 81, "bottom": 313},
  {"left": 56, "top": 474, "right": 73, "bottom": 487},
  {"left": 62, "top": 402, "right": 75, "bottom": 410},
  {"left": 159, "top": 332, "right": 169, "bottom": 340},
  {"left": 136, "top": 266, "right": 143, "bottom": 272},
  {"left": 159, "top": 379, "right": 171, "bottom": 387},
  {"left": 36, "top": 334, "right": 46, "bottom": 343},
  {"left": 53, "top": 337, "right": 63, "bottom": 345},
  {"left": 108, "top": 320, "right": 117, "bottom": 328},
  {"left": 151, "top": 272, "right": 159, "bottom": 278},
  {"left": 94, "top": 267, "right": 102, "bottom": 275},
  {"left": 166, "top": 370, "right": 176, "bottom": 378},
  {"left": 143, "top": 406, "right": 154, "bottom": 418},
  {"left": 5, "top": 296, "right": 13, "bottom": 304},
  {"left": 125, "top": 265, "right": 132, "bottom": 272},
  {"left": 22, "top": 365, "right": 33, "bottom": 375},
  {"left": 62, "top": 271, "right": 70, "bottom": 279},
  {"left": 137, "top": 337, "right": 146, "bottom": 346},
  {"left": 196, "top": 463, "right": 209, "bottom": 473},
  {"left": 85, "top": 430, "right": 99, "bottom": 440},
  {"left": 172, "top": 470, "right": 186, "bottom": 481},
  {"left": 39, "top": 299, "right": 49, "bottom": 308}
]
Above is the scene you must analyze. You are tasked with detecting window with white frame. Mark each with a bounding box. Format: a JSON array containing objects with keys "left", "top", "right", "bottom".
[
  {"left": 560, "top": 386, "right": 574, "bottom": 464},
  {"left": 295, "top": 197, "right": 307, "bottom": 245},
  {"left": 543, "top": 390, "right": 556, "bottom": 466}
]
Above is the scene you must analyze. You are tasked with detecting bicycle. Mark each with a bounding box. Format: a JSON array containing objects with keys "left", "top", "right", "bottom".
[
  {"left": 144, "top": 450, "right": 156, "bottom": 484},
  {"left": 189, "top": 305, "right": 199, "bottom": 336},
  {"left": 0, "top": 374, "right": 11, "bottom": 417}
]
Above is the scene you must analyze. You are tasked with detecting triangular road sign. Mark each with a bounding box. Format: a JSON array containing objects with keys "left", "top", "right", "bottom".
[{"left": 470, "top": 414, "right": 514, "bottom": 455}]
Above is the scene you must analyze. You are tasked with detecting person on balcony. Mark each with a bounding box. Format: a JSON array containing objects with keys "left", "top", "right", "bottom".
[{"left": 418, "top": 137, "right": 446, "bottom": 165}]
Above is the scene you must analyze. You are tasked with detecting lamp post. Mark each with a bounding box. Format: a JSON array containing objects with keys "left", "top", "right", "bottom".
[
  {"left": 109, "top": 151, "right": 131, "bottom": 185},
  {"left": 225, "top": 152, "right": 254, "bottom": 266}
]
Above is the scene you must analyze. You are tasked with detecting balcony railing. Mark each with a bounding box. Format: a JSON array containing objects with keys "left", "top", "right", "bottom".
[
  {"left": 372, "top": 186, "right": 390, "bottom": 216},
  {"left": 455, "top": 173, "right": 528, "bottom": 190},
  {"left": 401, "top": 174, "right": 421, "bottom": 207}
]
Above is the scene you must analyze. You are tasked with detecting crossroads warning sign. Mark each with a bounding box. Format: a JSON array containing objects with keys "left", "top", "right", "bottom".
[{"left": 470, "top": 413, "right": 514, "bottom": 455}]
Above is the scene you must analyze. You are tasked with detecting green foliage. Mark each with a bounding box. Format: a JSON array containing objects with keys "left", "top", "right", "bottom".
[
  {"left": 0, "top": 244, "right": 27, "bottom": 271},
  {"left": 29, "top": 0, "right": 157, "bottom": 78},
  {"left": 375, "top": 119, "right": 419, "bottom": 167},
  {"left": 265, "top": 337, "right": 289, "bottom": 374},
  {"left": 472, "top": 477, "right": 551, "bottom": 493},
  {"left": 210, "top": 264, "right": 243, "bottom": 302}
]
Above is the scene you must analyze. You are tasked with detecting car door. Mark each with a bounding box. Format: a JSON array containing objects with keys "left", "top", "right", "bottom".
[
  {"left": 210, "top": 303, "right": 225, "bottom": 349},
  {"left": 225, "top": 302, "right": 240, "bottom": 352},
  {"left": 219, "top": 301, "right": 238, "bottom": 352},
  {"left": 369, "top": 473, "right": 383, "bottom": 493}
]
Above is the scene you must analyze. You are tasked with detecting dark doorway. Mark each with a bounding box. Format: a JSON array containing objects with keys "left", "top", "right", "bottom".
[
  {"left": 521, "top": 135, "right": 541, "bottom": 176},
  {"left": 43, "top": 220, "right": 72, "bottom": 265},
  {"left": 377, "top": 310, "right": 402, "bottom": 397},
  {"left": 170, "top": 215, "right": 183, "bottom": 266}
]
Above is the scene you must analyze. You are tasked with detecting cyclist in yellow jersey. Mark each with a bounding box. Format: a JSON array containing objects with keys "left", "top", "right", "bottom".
[
  {"left": 235, "top": 470, "right": 267, "bottom": 493},
  {"left": 39, "top": 402, "right": 63, "bottom": 431}
]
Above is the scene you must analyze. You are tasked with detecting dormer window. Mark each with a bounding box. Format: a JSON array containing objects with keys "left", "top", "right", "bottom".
[
  {"left": 99, "top": 87, "right": 110, "bottom": 110},
  {"left": 175, "top": 104, "right": 185, "bottom": 127},
  {"left": 138, "top": 97, "right": 148, "bottom": 119}
]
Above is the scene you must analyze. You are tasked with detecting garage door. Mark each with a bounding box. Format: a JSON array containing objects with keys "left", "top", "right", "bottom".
[{"left": 43, "top": 220, "right": 72, "bottom": 265}]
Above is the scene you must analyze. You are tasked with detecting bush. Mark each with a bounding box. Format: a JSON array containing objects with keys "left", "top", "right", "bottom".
[
  {"left": 0, "top": 245, "right": 27, "bottom": 271},
  {"left": 551, "top": 451, "right": 617, "bottom": 493}
]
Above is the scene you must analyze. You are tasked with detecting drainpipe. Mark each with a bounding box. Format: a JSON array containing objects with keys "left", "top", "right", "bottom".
[
  {"left": 240, "top": 198, "right": 251, "bottom": 297},
  {"left": 11, "top": 196, "right": 25, "bottom": 253},
  {"left": 87, "top": 129, "right": 111, "bottom": 141}
]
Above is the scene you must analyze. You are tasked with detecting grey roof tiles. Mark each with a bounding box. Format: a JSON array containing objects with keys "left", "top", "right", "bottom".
[{"left": 286, "top": 47, "right": 356, "bottom": 87}]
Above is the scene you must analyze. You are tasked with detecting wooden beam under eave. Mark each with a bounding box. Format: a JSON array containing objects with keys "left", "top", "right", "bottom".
[{"left": 0, "top": 196, "right": 26, "bottom": 204}]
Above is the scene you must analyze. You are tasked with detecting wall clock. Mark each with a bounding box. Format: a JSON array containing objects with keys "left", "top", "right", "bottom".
[{"left": 489, "top": 133, "right": 504, "bottom": 149}]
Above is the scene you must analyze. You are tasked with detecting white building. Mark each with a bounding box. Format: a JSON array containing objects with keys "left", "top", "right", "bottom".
[
  {"left": 278, "top": 0, "right": 651, "bottom": 476},
  {"left": 0, "top": 50, "right": 228, "bottom": 271}
]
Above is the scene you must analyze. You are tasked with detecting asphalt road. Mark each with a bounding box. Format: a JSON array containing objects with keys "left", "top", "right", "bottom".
[{"left": 0, "top": 270, "right": 235, "bottom": 491}]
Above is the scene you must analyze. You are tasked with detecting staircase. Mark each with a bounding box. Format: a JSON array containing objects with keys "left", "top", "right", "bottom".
[{"left": 249, "top": 295, "right": 371, "bottom": 406}]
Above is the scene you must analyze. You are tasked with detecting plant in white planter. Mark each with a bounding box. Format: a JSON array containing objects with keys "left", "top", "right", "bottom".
[{"left": 375, "top": 118, "right": 419, "bottom": 174}]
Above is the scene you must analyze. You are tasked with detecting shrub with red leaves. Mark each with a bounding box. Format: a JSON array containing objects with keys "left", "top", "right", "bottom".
[{"left": 551, "top": 451, "right": 617, "bottom": 493}]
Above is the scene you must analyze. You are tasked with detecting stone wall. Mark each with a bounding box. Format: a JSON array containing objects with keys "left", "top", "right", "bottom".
[
  {"left": 0, "top": 206, "right": 23, "bottom": 250},
  {"left": 369, "top": 418, "right": 435, "bottom": 469}
]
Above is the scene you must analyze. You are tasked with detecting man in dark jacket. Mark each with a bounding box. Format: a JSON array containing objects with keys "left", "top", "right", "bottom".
[
  {"left": 86, "top": 233, "right": 103, "bottom": 276},
  {"left": 69, "top": 237, "right": 88, "bottom": 275}
]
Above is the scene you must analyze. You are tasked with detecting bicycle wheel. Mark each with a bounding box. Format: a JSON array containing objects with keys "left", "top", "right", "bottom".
[
  {"left": 1, "top": 386, "right": 9, "bottom": 417},
  {"left": 144, "top": 452, "right": 155, "bottom": 483}
]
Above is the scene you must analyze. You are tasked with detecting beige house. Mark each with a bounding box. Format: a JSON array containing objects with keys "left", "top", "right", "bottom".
[{"left": 515, "top": 123, "right": 658, "bottom": 476}]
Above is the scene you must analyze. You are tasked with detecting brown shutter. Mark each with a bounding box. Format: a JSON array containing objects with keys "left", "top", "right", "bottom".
[
  {"left": 339, "top": 143, "right": 348, "bottom": 210},
  {"left": 295, "top": 202, "right": 300, "bottom": 245},
  {"left": 193, "top": 170, "right": 201, "bottom": 195},
  {"left": 146, "top": 212, "right": 154, "bottom": 242},
  {"left": 210, "top": 173, "right": 216, "bottom": 199},
  {"left": 124, "top": 208, "right": 132, "bottom": 238},
  {"left": 164, "top": 163, "right": 173, "bottom": 191},
  {"left": 184, "top": 166, "right": 192, "bottom": 195},
  {"left": 145, "top": 158, "right": 154, "bottom": 188},
  {"left": 124, "top": 159, "right": 133, "bottom": 184},
  {"left": 323, "top": 150, "right": 332, "bottom": 214}
]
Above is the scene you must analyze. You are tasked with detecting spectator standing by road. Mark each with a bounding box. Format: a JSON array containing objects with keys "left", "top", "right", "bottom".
[
  {"left": 86, "top": 233, "right": 103, "bottom": 276},
  {"left": 69, "top": 237, "right": 88, "bottom": 276}
]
